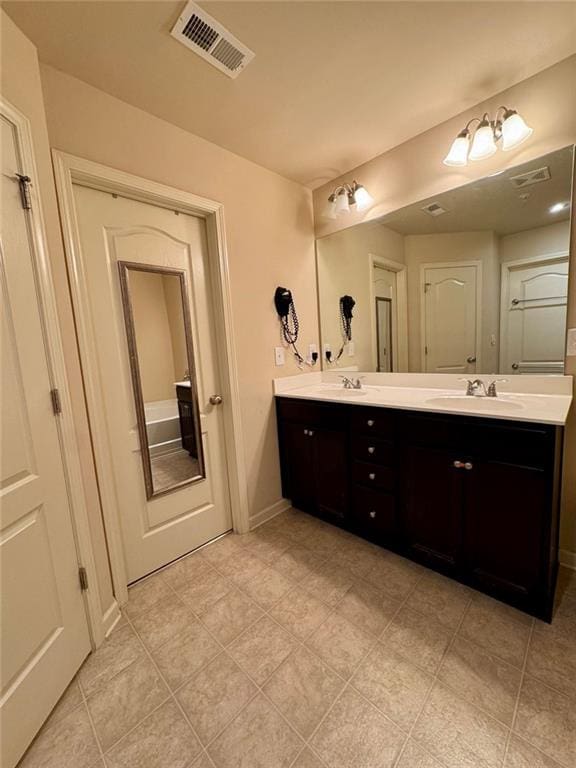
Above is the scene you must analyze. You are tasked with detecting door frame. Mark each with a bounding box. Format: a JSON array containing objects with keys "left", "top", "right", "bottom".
[
  {"left": 369, "top": 254, "right": 408, "bottom": 371},
  {"left": 52, "top": 151, "right": 250, "bottom": 607},
  {"left": 0, "top": 100, "right": 102, "bottom": 641},
  {"left": 499, "top": 251, "right": 569, "bottom": 374},
  {"left": 419, "top": 260, "right": 483, "bottom": 372}
]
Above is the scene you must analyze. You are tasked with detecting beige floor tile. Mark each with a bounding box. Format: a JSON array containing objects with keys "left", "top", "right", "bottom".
[
  {"left": 124, "top": 572, "right": 174, "bottom": 619},
  {"left": 438, "top": 636, "right": 522, "bottom": 725},
  {"left": 364, "top": 553, "right": 422, "bottom": 601},
  {"left": 47, "top": 677, "right": 83, "bottom": 724},
  {"left": 407, "top": 571, "right": 471, "bottom": 629},
  {"left": 241, "top": 564, "right": 295, "bottom": 609},
  {"left": 535, "top": 592, "right": 576, "bottom": 644},
  {"left": 78, "top": 625, "right": 144, "bottom": 698},
  {"left": 458, "top": 595, "right": 532, "bottom": 668},
  {"left": 396, "top": 740, "right": 446, "bottom": 768},
  {"left": 307, "top": 612, "right": 374, "bottom": 679},
  {"left": 304, "top": 527, "right": 347, "bottom": 559},
  {"left": 337, "top": 580, "right": 401, "bottom": 637},
  {"left": 192, "top": 753, "right": 217, "bottom": 768},
  {"left": 310, "top": 687, "right": 404, "bottom": 768},
  {"left": 200, "top": 589, "right": 263, "bottom": 646},
  {"left": 177, "top": 653, "right": 257, "bottom": 745},
  {"left": 263, "top": 645, "right": 344, "bottom": 738},
  {"left": 304, "top": 562, "right": 354, "bottom": 607},
  {"left": 269, "top": 587, "right": 332, "bottom": 641},
  {"left": 208, "top": 693, "right": 303, "bottom": 768},
  {"left": 514, "top": 676, "right": 576, "bottom": 768},
  {"left": 200, "top": 534, "right": 244, "bottom": 565},
  {"left": 152, "top": 620, "right": 221, "bottom": 690},
  {"left": 162, "top": 552, "right": 214, "bottom": 591},
  {"left": 413, "top": 682, "right": 509, "bottom": 768},
  {"left": 105, "top": 700, "right": 201, "bottom": 768},
  {"left": 215, "top": 549, "right": 267, "bottom": 588},
  {"left": 525, "top": 629, "right": 576, "bottom": 700},
  {"left": 382, "top": 606, "right": 453, "bottom": 675},
  {"left": 292, "top": 748, "right": 326, "bottom": 768},
  {"left": 18, "top": 703, "right": 100, "bottom": 768},
  {"left": 85, "top": 656, "right": 169, "bottom": 751},
  {"left": 352, "top": 643, "right": 434, "bottom": 730},
  {"left": 131, "top": 593, "right": 196, "bottom": 651},
  {"left": 243, "top": 530, "right": 292, "bottom": 564},
  {"left": 504, "top": 735, "right": 565, "bottom": 768},
  {"left": 271, "top": 545, "right": 325, "bottom": 583},
  {"left": 226, "top": 615, "right": 296, "bottom": 685},
  {"left": 178, "top": 569, "right": 234, "bottom": 616}
]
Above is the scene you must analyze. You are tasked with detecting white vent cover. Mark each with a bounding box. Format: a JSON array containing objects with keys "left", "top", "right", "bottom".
[
  {"left": 171, "top": 1, "right": 255, "bottom": 78},
  {"left": 509, "top": 166, "right": 551, "bottom": 189},
  {"left": 421, "top": 202, "right": 448, "bottom": 217}
]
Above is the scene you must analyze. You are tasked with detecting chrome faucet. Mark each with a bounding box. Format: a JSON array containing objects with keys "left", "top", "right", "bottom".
[
  {"left": 460, "top": 378, "right": 508, "bottom": 397},
  {"left": 340, "top": 375, "right": 363, "bottom": 390}
]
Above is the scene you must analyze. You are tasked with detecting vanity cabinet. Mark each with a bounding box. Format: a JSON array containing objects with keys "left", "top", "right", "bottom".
[
  {"left": 276, "top": 396, "right": 563, "bottom": 621},
  {"left": 176, "top": 385, "right": 197, "bottom": 457}
]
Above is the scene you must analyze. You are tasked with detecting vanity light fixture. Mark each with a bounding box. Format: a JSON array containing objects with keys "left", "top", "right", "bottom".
[
  {"left": 323, "top": 180, "right": 374, "bottom": 219},
  {"left": 444, "top": 107, "right": 533, "bottom": 167}
]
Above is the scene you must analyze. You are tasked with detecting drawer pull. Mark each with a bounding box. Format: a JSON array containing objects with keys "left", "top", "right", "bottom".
[
  {"left": 369, "top": 510, "right": 376, "bottom": 518},
  {"left": 453, "top": 460, "right": 473, "bottom": 470},
  {"left": 367, "top": 420, "right": 374, "bottom": 427},
  {"left": 369, "top": 473, "right": 376, "bottom": 480},
  {"left": 368, "top": 446, "right": 375, "bottom": 454}
]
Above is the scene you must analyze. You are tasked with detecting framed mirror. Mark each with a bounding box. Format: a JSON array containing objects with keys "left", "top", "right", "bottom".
[
  {"left": 118, "top": 261, "right": 204, "bottom": 499},
  {"left": 317, "top": 145, "right": 574, "bottom": 376}
]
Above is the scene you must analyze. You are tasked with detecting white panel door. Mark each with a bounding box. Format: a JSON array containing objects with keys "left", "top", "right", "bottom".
[
  {"left": 502, "top": 258, "right": 568, "bottom": 374},
  {"left": 72, "top": 185, "right": 232, "bottom": 582},
  {"left": 423, "top": 264, "right": 479, "bottom": 373},
  {"left": 373, "top": 266, "right": 396, "bottom": 372},
  {"left": 1, "top": 116, "right": 91, "bottom": 767}
]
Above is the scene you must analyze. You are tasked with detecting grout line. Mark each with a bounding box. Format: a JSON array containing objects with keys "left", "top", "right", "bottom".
[
  {"left": 76, "top": 672, "right": 107, "bottom": 763},
  {"left": 500, "top": 618, "right": 534, "bottom": 768}
]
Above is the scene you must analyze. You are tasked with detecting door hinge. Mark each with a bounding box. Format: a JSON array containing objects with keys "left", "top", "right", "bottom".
[
  {"left": 424, "top": 345, "right": 428, "bottom": 355},
  {"left": 16, "top": 174, "right": 32, "bottom": 210},
  {"left": 50, "top": 388, "right": 62, "bottom": 415},
  {"left": 424, "top": 282, "right": 431, "bottom": 293},
  {"left": 79, "top": 566, "right": 89, "bottom": 591}
]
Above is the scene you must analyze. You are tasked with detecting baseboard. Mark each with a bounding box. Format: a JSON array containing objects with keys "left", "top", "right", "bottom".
[
  {"left": 559, "top": 548, "right": 576, "bottom": 571},
  {"left": 249, "top": 498, "right": 291, "bottom": 530},
  {"left": 102, "top": 600, "right": 123, "bottom": 639}
]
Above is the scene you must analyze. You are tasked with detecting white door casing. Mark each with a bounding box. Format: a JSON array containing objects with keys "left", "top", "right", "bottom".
[
  {"left": 420, "top": 262, "right": 482, "bottom": 374},
  {"left": 72, "top": 186, "right": 233, "bottom": 582},
  {"left": 500, "top": 253, "right": 569, "bottom": 375},
  {"left": 369, "top": 255, "right": 408, "bottom": 372},
  {"left": 0, "top": 105, "right": 91, "bottom": 767},
  {"left": 373, "top": 266, "right": 396, "bottom": 372}
]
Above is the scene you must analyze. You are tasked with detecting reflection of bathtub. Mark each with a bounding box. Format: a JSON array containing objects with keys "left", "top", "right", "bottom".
[{"left": 144, "top": 399, "right": 181, "bottom": 456}]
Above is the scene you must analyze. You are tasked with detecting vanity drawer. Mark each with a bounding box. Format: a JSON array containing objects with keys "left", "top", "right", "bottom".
[
  {"left": 276, "top": 397, "right": 348, "bottom": 428},
  {"left": 353, "top": 461, "right": 395, "bottom": 491},
  {"left": 352, "top": 486, "right": 396, "bottom": 540},
  {"left": 351, "top": 407, "right": 395, "bottom": 438},
  {"left": 352, "top": 435, "right": 395, "bottom": 466}
]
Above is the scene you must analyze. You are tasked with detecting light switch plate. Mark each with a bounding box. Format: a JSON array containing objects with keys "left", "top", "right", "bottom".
[
  {"left": 274, "top": 346, "right": 285, "bottom": 366},
  {"left": 567, "top": 328, "right": 576, "bottom": 357}
]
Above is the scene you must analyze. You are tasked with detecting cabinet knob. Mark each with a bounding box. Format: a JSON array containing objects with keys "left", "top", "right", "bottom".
[
  {"left": 369, "top": 510, "right": 376, "bottom": 519},
  {"left": 369, "top": 473, "right": 376, "bottom": 480},
  {"left": 464, "top": 462, "right": 473, "bottom": 470},
  {"left": 367, "top": 420, "right": 374, "bottom": 427},
  {"left": 308, "top": 430, "right": 314, "bottom": 437},
  {"left": 368, "top": 446, "right": 375, "bottom": 454},
  {"left": 453, "top": 460, "right": 463, "bottom": 468},
  {"left": 303, "top": 429, "right": 309, "bottom": 436}
]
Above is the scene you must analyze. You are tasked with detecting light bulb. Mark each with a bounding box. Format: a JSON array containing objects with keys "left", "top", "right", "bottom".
[
  {"left": 334, "top": 189, "right": 350, "bottom": 215},
  {"left": 501, "top": 110, "right": 533, "bottom": 151},
  {"left": 323, "top": 195, "right": 337, "bottom": 220},
  {"left": 443, "top": 131, "right": 470, "bottom": 166},
  {"left": 549, "top": 202, "right": 568, "bottom": 214},
  {"left": 469, "top": 120, "right": 497, "bottom": 161},
  {"left": 352, "top": 184, "right": 373, "bottom": 211}
]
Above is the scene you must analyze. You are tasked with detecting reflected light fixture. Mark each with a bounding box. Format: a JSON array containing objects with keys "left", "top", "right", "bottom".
[
  {"left": 444, "top": 106, "right": 533, "bottom": 167},
  {"left": 323, "top": 180, "right": 374, "bottom": 219},
  {"left": 549, "top": 201, "right": 569, "bottom": 214}
]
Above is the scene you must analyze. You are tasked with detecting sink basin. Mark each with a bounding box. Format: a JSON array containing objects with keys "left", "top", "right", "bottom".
[{"left": 425, "top": 396, "right": 525, "bottom": 412}]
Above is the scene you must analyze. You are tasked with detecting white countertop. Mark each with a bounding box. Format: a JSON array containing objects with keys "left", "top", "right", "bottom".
[{"left": 273, "top": 373, "right": 572, "bottom": 425}]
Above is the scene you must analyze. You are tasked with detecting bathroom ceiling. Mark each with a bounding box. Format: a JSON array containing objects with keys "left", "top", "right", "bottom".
[{"left": 4, "top": 1, "right": 576, "bottom": 188}]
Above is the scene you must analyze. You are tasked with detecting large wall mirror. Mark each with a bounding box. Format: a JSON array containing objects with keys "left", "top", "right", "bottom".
[
  {"left": 317, "top": 145, "right": 573, "bottom": 375},
  {"left": 118, "top": 262, "right": 204, "bottom": 499}
]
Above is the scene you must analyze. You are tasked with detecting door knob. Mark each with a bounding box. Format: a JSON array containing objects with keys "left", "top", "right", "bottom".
[
  {"left": 369, "top": 473, "right": 376, "bottom": 480},
  {"left": 466, "top": 356, "right": 476, "bottom": 363},
  {"left": 511, "top": 363, "right": 519, "bottom": 370},
  {"left": 209, "top": 395, "right": 223, "bottom": 405},
  {"left": 369, "top": 510, "right": 376, "bottom": 519}
]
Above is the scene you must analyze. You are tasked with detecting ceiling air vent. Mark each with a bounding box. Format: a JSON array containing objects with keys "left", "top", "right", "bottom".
[
  {"left": 171, "top": 1, "right": 255, "bottom": 78},
  {"left": 422, "top": 202, "right": 448, "bottom": 217},
  {"left": 509, "top": 166, "right": 551, "bottom": 189}
]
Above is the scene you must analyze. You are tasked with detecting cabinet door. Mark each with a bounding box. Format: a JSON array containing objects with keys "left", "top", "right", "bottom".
[
  {"left": 464, "top": 460, "right": 546, "bottom": 605},
  {"left": 312, "top": 428, "right": 348, "bottom": 520},
  {"left": 402, "top": 444, "right": 463, "bottom": 572},
  {"left": 282, "top": 421, "right": 315, "bottom": 511}
]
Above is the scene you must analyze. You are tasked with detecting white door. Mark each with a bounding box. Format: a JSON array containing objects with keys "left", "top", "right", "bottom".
[
  {"left": 423, "top": 264, "right": 479, "bottom": 373},
  {"left": 501, "top": 257, "right": 568, "bottom": 374},
  {"left": 1, "top": 114, "right": 91, "bottom": 767},
  {"left": 72, "top": 185, "right": 232, "bottom": 582}
]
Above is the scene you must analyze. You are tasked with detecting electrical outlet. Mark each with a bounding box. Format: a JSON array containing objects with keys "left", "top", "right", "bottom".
[
  {"left": 274, "top": 347, "right": 285, "bottom": 366},
  {"left": 567, "top": 328, "right": 576, "bottom": 357},
  {"left": 308, "top": 343, "right": 318, "bottom": 363}
]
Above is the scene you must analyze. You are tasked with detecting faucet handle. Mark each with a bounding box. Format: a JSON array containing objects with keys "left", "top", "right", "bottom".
[
  {"left": 487, "top": 378, "right": 508, "bottom": 397},
  {"left": 458, "top": 378, "right": 475, "bottom": 396}
]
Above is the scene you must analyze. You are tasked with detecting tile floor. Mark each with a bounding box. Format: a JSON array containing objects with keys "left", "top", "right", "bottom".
[{"left": 18, "top": 508, "right": 576, "bottom": 768}]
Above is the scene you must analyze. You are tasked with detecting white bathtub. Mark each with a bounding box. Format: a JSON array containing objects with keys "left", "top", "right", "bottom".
[{"left": 144, "top": 399, "right": 181, "bottom": 456}]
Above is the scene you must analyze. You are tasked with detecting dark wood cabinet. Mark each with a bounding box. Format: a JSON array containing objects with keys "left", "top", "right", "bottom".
[
  {"left": 276, "top": 395, "right": 563, "bottom": 621},
  {"left": 176, "top": 385, "right": 197, "bottom": 457}
]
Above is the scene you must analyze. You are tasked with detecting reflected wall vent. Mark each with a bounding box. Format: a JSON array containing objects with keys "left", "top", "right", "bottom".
[
  {"left": 421, "top": 202, "right": 448, "bottom": 217},
  {"left": 509, "top": 166, "right": 551, "bottom": 189},
  {"left": 171, "top": 1, "right": 255, "bottom": 78}
]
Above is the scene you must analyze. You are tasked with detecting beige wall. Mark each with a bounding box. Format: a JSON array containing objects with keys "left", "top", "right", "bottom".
[
  {"left": 163, "top": 276, "right": 188, "bottom": 385},
  {"left": 499, "top": 220, "right": 571, "bottom": 263},
  {"left": 404, "top": 231, "right": 500, "bottom": 373},
  {"left": 38, "top": 63, "right": 318, "bottom": 523},
  {"left": 0, "top": 12, "right": 116, "bottom": 616}
]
